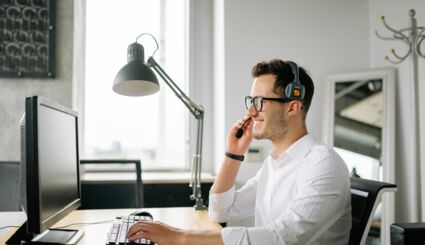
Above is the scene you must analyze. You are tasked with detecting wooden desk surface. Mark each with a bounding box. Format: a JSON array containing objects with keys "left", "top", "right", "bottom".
[{"left": 0, "top": 207, "right": 221, "bottom": 244}]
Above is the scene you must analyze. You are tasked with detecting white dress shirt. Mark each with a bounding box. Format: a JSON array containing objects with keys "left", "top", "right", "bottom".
[{"left": 209, "top": 134, "right": 351, "bottom": 245}]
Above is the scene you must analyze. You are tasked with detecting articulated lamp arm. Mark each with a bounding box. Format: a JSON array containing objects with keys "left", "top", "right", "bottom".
[
  {"left": 114, "top": 32, "right": 207, "bottom": 210},
  {"left": 147, "top": 57, "right": 203, "bottom": 119},
  {"left": 147, "top": 57, "right": 206, "bottom": 210}
]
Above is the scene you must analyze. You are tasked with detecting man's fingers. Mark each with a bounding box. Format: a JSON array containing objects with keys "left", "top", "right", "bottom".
[
  {"left": 127, "top": 222, "right": 142, "bottom": 237},
  {"left": 234, "top": 121, "right": 243, "bottom": 129},
  {"left": 128, "top": 221, "right": 154, "bottom": 237},
  {"left": 128, "top": 224, "right": 155, "bottom": 241},
  {"left": 233, "top": 117, "right": 251, "bottom": 130},
  {"left": 128, "top": 231, "right": 153, "bottom": 242}
]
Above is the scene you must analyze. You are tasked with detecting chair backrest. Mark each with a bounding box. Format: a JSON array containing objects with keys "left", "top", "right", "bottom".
[
  {"left": 0, "top": 161, "right": 21, "bottom": 211},
  {"left": 349, "top": 177, "right": 397, "bottom": 245},
  {"left": 80, "top": 159, "right": 143, "bottom": 208}
]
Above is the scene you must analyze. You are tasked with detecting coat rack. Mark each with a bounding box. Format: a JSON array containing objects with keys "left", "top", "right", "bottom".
[{"left": 376, "top": 9, "right": 425, "bottom": 221}]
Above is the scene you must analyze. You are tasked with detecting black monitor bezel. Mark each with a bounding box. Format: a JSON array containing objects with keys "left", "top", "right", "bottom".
[{"left": 25, "top": 95, "right": 81, "bottom": 234}]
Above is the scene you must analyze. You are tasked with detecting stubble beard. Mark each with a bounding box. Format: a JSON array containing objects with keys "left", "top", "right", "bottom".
[{"left": 253, "top": 116, "right": 288, "bottom": 141}]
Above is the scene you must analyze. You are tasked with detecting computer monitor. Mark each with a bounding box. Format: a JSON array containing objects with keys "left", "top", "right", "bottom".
[{"left": 7, "top": 96, "right": 82, "bottom": 244}]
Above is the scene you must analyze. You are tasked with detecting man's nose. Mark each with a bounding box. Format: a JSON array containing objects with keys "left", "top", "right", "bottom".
[{"left": 247, "top": 104, "right": 257, "bottom": 116}]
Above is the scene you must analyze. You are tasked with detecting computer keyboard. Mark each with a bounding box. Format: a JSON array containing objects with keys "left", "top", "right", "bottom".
[{"left": 106, "top": 215, "right": 153, "bottom": 245}]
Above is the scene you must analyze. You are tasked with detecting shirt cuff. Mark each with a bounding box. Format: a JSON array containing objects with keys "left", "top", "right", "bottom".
[
  {"left": 222, "top": 226, "right": 248, "bottom": 245},
  {"left": 208, "top": 185, "right": 236, "bottom": 222},
  {"left": 210, "top": 185, "right": 236, "bottom": 206}
]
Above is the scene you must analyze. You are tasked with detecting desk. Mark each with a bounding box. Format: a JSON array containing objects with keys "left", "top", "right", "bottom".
[
  {"left": 0, "top": 207, "right": 222, "bottom": 244},
  {"left": 0, "top": 212, "right": 26, "bottom": 238}
]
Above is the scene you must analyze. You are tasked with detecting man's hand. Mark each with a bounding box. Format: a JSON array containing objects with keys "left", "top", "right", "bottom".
[
  {"left": 128, "top": 221, "right": 184, "bottom": 245},
  {"left": 211, "top": 116, "right": 254, "bottom": 194},
  {"left": 226, "top": 116, "right": 253, "bottom": 155},
  {"left": 127, "top": 221, "right": 224, "bottom": 245}
]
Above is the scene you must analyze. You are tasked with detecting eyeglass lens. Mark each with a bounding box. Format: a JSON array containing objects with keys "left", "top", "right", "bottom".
[{"left": 245, "top": 96, "right": 262, "bottom": 112}]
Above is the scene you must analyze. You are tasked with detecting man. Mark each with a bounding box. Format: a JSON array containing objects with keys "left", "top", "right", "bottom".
[{"left": 128, "top": 59, "right": 351, "bottom": 244}]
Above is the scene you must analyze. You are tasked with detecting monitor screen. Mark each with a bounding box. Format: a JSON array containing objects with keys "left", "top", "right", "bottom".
[
  {"left": 18, "top": 96, "right": 81, "bottom": 237},
  {"left": 37, "top": 101, "right": 80, "bottom": 225}
]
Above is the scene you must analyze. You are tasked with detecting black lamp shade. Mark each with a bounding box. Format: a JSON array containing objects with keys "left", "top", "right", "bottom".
[{"left": 113, "top": 42, "right": 160, "bottom": 96}]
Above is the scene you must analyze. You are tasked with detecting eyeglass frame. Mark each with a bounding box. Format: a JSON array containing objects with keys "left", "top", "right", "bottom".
[{"left": 244, "top": 96, "right": 294, "bottom": 112}]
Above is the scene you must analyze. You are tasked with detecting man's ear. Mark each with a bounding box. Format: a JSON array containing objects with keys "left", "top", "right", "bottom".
[{"left": 288, "top": 101, "right": 303, "bottom": 113}]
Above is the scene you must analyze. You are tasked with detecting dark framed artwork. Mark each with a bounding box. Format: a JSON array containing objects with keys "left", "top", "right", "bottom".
[{"left": 0, "top": 0, "right": 56, "bottom": 78}]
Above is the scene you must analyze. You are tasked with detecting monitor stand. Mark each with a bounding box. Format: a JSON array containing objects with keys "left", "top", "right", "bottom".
[
  {"left": 31, "top": 228, "right": 84, "bottom": 244},
  {"left": 6, "top": 221, "right": 34, "bottom": 245},
  {"left": 6, "top": 222, "right": 83, "bottom": 245}
]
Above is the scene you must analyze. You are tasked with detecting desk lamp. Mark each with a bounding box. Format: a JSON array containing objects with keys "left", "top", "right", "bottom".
[{"left": 113, "top": 33, "right": 206, "bottom": 210}]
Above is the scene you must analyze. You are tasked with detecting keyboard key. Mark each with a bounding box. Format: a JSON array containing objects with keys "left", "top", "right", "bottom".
[{"left": 106, "top": 215, "right": 153, "bottom": 245}]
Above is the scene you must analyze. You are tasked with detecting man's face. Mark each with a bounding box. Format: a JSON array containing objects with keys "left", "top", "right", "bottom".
[{"left": 248, "top": 74, "right": 288, "bottom": 141}]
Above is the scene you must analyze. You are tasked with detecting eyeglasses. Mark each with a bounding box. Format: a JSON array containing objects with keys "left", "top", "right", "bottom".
[{"left": 245, "top": 96, "right": 291, "bottom": 112}]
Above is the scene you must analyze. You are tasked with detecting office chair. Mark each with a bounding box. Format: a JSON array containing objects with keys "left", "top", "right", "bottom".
[
  {"left": 349, "top": 177, "right": 397, "bottom": 245},
  {"left": 80, "top": 159, "right": 143, "bottom": 209},
  {"left": 0, "top": 161, "right": 21, "bottom": 211}
]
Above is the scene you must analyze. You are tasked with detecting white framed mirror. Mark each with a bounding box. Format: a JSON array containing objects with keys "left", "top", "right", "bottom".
[{"left": 324, "top": 68, "right": 396, "bottom": 245}]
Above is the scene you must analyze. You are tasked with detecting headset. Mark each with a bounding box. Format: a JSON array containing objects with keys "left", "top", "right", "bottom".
[
  {"left": 235, "top": 61, "right": 306, "bottom": 139},
  {"left": 285, "top": 61, "right": 305, "bottom": 100}
]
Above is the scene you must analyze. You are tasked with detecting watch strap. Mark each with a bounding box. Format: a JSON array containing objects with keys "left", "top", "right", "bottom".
[{"left": 225, "top": 152, "right": 244, "bottom": 161}]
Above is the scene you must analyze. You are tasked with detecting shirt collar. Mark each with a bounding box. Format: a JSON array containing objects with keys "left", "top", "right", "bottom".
[
  {"left": 286, "top": 134, "right": 316, "bottom": 161},
  {"left": 271, "top": 133, "right": 317, "bottom": 163}
]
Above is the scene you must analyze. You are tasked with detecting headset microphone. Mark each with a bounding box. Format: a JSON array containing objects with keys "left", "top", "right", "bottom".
[{"left": 235, "top": 118, "right": 252, "bottom": 138}]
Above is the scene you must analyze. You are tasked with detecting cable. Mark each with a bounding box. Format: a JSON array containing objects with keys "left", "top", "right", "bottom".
[
  {"left": 54, "top": 219, "right": 114, "bottom": 229},
  {"left": 135, "top": 33, "right": 159, "bottom": 58},
  {"left": 0, "top": 225, "right": 20, "bottom": 230}
]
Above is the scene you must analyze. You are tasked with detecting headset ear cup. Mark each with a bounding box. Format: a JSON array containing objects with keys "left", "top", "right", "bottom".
[
  {"left": 285, "top": 83, "right": 293, "bottom": 98},
  {"left": 285, "top": 83, "right": 305, "bottom": 100},
  {"left": 301, "top": 85, "right": 306, "bottom": 100}
]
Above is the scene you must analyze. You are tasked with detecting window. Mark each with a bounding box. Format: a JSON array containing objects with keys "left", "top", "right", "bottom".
[{"left": 84, "top": 0, "right": 188, "bottom": 170}]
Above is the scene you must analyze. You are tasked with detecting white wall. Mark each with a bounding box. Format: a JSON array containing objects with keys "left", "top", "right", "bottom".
[
  {"left": 369, "top": 0, "right": 425, "bottom": 222},
  {"left": 0, "top": 1, "right": 75, "bottom": 161}
]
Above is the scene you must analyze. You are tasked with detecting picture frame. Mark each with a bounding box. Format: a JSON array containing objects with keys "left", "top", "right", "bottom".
[{"left": 0, "top": 0, "right": 56, "bottom": 78}]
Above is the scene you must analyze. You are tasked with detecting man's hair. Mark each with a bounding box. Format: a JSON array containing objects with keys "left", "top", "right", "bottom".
[{"left": 251, "top": 59, "right": 314, "bottom": 115}]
